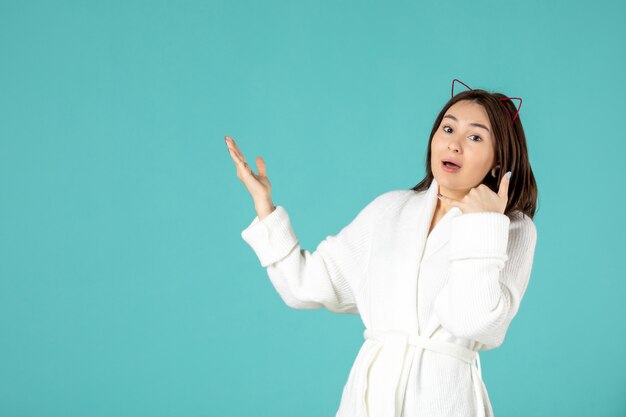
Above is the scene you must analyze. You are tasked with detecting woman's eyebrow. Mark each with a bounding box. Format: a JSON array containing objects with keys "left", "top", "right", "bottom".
[{"left": 443, "top": 114, "right": 490, "bottom": 133}]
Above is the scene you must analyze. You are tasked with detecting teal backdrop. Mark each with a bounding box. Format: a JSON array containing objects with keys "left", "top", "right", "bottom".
[{"left": 1, "top": 1, "right": 624, "bottom": 416}]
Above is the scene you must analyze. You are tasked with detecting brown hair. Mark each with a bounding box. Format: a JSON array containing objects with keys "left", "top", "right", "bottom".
[{"left": 410, "top": 88, "right": 538, "bottom": 220}]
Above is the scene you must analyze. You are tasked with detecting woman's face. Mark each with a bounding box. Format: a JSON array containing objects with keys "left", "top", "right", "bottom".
[{"left": 430, "top": 100, "right": 496, "bottom": 198}]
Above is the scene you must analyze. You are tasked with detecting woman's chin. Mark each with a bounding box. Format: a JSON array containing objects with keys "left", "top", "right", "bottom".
[
  {"left": 434, "top": 174, "right": 472, "bottom": 192},
  {"left": 434, "top": 173, "right": 460, "bottom": 185}
]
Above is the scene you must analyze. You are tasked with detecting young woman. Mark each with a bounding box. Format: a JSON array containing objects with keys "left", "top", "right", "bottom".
[{"left": 225, "top": 79, "right": 538, "bottom": 417}]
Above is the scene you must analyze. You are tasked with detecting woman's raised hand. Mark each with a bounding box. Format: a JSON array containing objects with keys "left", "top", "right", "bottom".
[{"left": 225, "top": 135, "right": 275, "bottom": 218}]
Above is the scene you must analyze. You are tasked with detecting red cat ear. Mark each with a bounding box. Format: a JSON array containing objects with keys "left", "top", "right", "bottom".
[
  {"left": 451, "top": 78, "right": 473, "bottom": 97},
  {"left": 499, "top": 97, "right": 522, "bottom": 122}
]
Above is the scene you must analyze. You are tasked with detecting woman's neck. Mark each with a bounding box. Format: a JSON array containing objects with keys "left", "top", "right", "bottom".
[{"left": 438, "top": 186, "right": 468, "bottom": 202}]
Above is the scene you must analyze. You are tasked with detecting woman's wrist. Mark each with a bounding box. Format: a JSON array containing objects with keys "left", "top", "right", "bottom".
[{"left": 254, "top": 198, "right": 275, "bottom": 220}]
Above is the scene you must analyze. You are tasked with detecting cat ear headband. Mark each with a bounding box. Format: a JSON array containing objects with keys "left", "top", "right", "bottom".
[{"left": 451, "top": 78, "right": 522, "bottom": 122}]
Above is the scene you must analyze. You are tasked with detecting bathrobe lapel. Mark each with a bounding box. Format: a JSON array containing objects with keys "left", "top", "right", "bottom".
[
  {"left": 368, "top": 178, "right": 444, "bottom": 333},
  {"left": 411, "top": 177, "right": 464, "bottom": 266},
  {"left": 421, "top": 203, "right": 463, "bottom": 265}
]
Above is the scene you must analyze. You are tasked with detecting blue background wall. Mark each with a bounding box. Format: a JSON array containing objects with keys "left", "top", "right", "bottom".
[{"left": 1, "top": 1, "right": 624, "bottom": 416}]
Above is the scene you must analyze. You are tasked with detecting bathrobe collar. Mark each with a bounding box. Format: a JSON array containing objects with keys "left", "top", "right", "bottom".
[{"left": 405, "top": 176, "right": 463, "bottom": 267}]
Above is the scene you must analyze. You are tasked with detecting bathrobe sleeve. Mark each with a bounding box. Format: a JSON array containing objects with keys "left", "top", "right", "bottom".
[
  {"left": 433, "top": 211, "right": 537, "bottom": 348},
  {"left": 240, "top": 191, "right": 401, "bottom": 314}
]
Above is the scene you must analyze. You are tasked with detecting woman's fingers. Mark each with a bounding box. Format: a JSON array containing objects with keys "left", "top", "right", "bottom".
[
  {"left": 225, "top": 137, "right": 253, "bottom": 175},
  {"left": 225, "top": 135, "right": 273, "bottom": 201},
  {"left": 225, "top": 139, "right": 243, "bottom": 167},
  {"left": 256, "top": 156, "right": 267, "bottom": 178},
  {"left": 226, "top": 136, "right": 246, "bottom": 164},
  {"left": 225, "top": 136, "right": 242, "bottom": 162}
]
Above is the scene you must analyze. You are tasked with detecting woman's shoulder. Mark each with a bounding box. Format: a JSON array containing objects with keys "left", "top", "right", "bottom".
[
  {"left": 370, "top": 189, "right": 415, "bottom": 210},
  {"left": 374, "top": 189, "right": 415, "bottom": 201},
  {"left": 358, "top": 189, "right": 414, "bottom": 221}
]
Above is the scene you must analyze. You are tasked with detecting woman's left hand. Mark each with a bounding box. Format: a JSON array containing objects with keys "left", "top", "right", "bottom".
[{"left": 437, "top": 171, "right": 512, "bottom": 214}]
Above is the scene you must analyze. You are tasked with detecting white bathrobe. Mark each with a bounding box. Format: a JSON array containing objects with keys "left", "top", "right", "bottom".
[{"left": 240, "top": 177, "right": 537, "bottom": 417}]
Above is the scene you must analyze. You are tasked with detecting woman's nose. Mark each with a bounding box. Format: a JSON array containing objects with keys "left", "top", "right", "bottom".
[{"left": 448, "top": 139, "right": 461, "bottom": 151}]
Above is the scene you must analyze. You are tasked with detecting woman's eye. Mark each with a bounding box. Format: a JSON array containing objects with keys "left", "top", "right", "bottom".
[{"left": 442, "top": 125, "right": 481, "bottom": 142}]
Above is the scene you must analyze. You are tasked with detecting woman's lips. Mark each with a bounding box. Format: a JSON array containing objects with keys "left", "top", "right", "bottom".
[{"left": 441, "top": 161, "right": 461, "bottom": 172}]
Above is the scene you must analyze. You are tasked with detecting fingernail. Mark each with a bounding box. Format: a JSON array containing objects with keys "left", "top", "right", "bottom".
[{"left": 506, "top": 171, "right": 512, "bottom": 180}]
